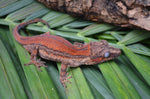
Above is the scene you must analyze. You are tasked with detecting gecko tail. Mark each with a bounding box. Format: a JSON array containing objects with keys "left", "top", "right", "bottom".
[
  {"left": 13, "top": 19, "right": 50, "bottom": 43},
  {"left": 17, "top": 19, "right": 50, "bottom": 30}
]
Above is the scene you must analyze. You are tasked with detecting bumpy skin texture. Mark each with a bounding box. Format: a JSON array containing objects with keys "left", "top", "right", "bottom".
[{"left": 13, "top": 19, "right": 121, "bottom": 87}]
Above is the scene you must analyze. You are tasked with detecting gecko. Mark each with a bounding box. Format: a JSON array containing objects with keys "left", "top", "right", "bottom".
[{"left": 13, "top": 19, "right": 121, "bottom": 87}]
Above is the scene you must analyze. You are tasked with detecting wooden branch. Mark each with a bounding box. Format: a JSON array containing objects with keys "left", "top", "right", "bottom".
[{"left": 37, "top": 0, "right": 150, "bottom": 31}]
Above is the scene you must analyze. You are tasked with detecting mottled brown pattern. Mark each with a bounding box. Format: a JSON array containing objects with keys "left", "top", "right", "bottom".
[
  {"left": 37, "top": 0, "right": 150, "bottom": 31},
  {"left": 13, "top": 19, "right": 121, "bottom": 87}
]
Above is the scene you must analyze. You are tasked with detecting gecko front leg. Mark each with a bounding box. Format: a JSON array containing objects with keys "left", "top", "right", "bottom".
[
  {"left": 60, "top": 64, "right": 72, "bottom": 87},
  {"left": 23, "top": 45, "right": 47, "bottom": 71}
]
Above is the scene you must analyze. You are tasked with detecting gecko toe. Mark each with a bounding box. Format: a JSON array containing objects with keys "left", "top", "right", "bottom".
[
  {"left": 62, "top": 82, "right": 67, "bottom": 88},
  {"left": 37, "top": 59, "right": 47, "bottom": 67},
  {"left": 60, "top": 73, "right": 72, "bottom": 87},
  {"left": 24, "top": 58, "right": 47, "bottom": 71},
  {"left": 37, "top": 66, "right": 42, "bottom": 71},
  {"left": 66, "top": 80, "right": 71, "bottom": 83},
  {"left": 24, "top": 62, "right": 33, "bottom": 66}
]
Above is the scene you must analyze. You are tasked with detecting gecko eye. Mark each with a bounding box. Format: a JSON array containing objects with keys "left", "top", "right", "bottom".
[{"left": 104, "top": 52, "right": 110, "bottom": 58}]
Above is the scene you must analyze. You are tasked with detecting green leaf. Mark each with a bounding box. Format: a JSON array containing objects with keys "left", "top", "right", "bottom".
[
  {"left": 122, "top": 46, "right": 150, "bottom": 86},
  {"left": 82, "top": 67, "right": 114, "bottom": 99},
  {"left": 0, "top": 0, "right": 33, "bottom": 17},
  {"left": 0, "top": 39, "right": 27, "bottom": 99},
  {"left": 117, "top": 56, "right": 150, "bottom": 99},
  {"left": 0, "top": 59, "right": 15, "bottom": 99},
  {"left": 0, "top": 0, "right": 17, "bottom": 8},
  {"left": 47, "top": 63, "right": 67, "bottom": 99},
  {"left": 57, "top": 27, "right": 81, "bottom": 33},
  {"left": 119, "top": 30, "right": 150, "bottom": 45},
  {"left": 6, "top": 2, "right": 44, "bottom": 21},
  {"left": 78, "top": 23, "right": 115, "bottom": 36},
  {"left": 128, "top": 44, "right": 150, "bottom": 56},
  {"left": 42, "top": 10, "right": 77, "bottom": 28},
  {"left": 97, "top": 34, "right": 116, "bottom": 40},
  {"left": 47, "top": 14, "right": 76, "bottom": 28},
  {"left": 24, "top": 8, "right": 49, "bottom": 21},
  {"left": 87, "top": 81, "right": 104, "bottom": 99},
  {"left": 111, "top": 32, "right": 123, "bottom": 41},
  {"left": 63, "top": 20, "right": 93, "bottom": 28},
  {"left": 42, "top": 11, "right": 64, "bottom": 21},
  {"left": 99, "top": 61, "right": 140, "bottom": 99},
  {"left": 0, "top": 19, "right": 9, "bottom": 25}
]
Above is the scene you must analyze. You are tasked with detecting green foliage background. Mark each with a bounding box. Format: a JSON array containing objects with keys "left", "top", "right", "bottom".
[{"left": 0, "top": 0, "right": 150, "bottom": 99}]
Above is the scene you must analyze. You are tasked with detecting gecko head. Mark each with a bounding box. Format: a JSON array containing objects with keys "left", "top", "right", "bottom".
[{"left": 90, "top": 40, "right": 121, "bottom": 64}]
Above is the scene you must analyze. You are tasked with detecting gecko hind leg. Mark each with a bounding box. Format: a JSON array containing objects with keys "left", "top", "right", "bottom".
[
  {"left": 60, "top": 64, "right": 72, "bottom": 87},
  {"left": 23, "top": 45, "right": 47, "bottom": 71}
]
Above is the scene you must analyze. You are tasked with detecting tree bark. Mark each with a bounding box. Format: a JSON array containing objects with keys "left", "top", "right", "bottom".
[{"left": 37, "top": 0, "right": 150, "bottom": 31}]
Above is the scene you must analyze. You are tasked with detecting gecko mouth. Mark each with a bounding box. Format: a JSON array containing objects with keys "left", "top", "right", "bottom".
[{"left": 109, "top": 48, "right": 121, "bottom": 59}]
